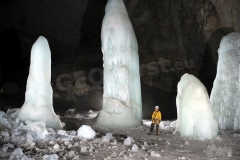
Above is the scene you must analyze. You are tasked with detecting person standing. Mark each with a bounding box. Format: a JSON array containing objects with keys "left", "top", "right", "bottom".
[{"left": 150, "top": 106, "right": 162, "bottom": 135}]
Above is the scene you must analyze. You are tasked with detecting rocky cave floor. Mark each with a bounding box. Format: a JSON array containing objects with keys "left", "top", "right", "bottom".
[{"left": 0, "top": 109, "right": 240, "bottom": 160}]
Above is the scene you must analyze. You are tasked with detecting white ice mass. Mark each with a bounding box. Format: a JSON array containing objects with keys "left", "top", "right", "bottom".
[
  {"left": 96, "top": 0, "right": 142, "bottom": 128},
  {"left": 176, "top": 74, "right": 218, "bottom": 139},
  {"left": 210, "top": 32, "right": 240, "bottom": 130},
  {"left": 14, "top": 36, "right": 62, "bottom": 129},
  {"left": 77, "top": 125, "right": 96, "bottom": 139}
]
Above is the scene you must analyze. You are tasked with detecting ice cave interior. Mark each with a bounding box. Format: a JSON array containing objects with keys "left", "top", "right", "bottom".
[{"left": 0, "top": 0, "right": 240, "bottom": 159}]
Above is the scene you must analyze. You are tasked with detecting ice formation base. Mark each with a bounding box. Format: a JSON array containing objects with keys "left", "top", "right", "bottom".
[{"left": 176, "top": 74, "right": 218, "bottom": 139}]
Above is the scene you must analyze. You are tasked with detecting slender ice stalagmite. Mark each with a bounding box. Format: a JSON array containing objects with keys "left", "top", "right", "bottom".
[
  {"left": 176, "top": 74, "right": 218, "bottom": 139},
  {"left": 96, "top": 0, "right": 142, "bottom": 128},
  {"left": 210, "top": 32, "right": 240, "bottom": 130},
  {"left": 15, "top": 36, "right": 62, "bottom": 129}
]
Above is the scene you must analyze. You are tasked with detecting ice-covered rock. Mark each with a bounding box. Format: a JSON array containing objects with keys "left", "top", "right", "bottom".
[
  {"left": 10, "top": 148, "right": 28, "bottom": 160},
  {"left": 210, "top": 32, "right": 240, "bottom": 130},
  {"left": 53, "top": 144, "right": 60, "bottom": 151},
  {"left": 124, "top": 137, "right": 133, "bottom": 146},
  {"left": 77, "top": 125, "right": 96, "bottom": 139},
  {"left": 102, "top": 133, "right": 113, "bottom": 142},
  {"left": 57, "top": 130, "right": 67, "bottom": 136},
  {"left": 81, "top": 146, "right": 87, "bottom": 152},
  {"left": 96, "top": 0, "right": 142, "bottom": 128},
  {"left": 150, "top": 151, "right": 161, "bottom": 157},
  {"left": 24, "top": 121, "right": 48, "bottom": 140},
  {"left": 176, "top": 74, "right": 218, "bottom": 139},
  {"left": 15, "top": 36, "right": 62, "bottom": 129},
  {"left": 205, "top": 143, "right": 232, "bottom": 158},
  {"left": 0, "top": 150, "right": 11, "bottom": 158},
  {"left": 68, "top": 150, "right": 75, "bottom": 155},
  {"left": 69, "top": 130, "right": 77, "bottom": 136},
  {"left": 43, "top": 154, "right": 59, "bottom": 160},
  {"left": 170, "top": 121, "right": 176, "bottom": 128},
  {"left": 131, "top": 144, "right": 138, "bottom": 152},
  {"left": 0, "top": 111, "right": 5, "bottom": 118}
]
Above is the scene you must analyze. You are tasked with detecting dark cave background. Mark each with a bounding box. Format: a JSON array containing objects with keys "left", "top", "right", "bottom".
[{"left": 0, "top": 0, "right": 239, "bottom": 120}]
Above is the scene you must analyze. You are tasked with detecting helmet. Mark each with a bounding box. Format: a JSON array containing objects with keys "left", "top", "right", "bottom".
[{"left": 155, "top": 106, "right": 159, "bottom": 109}]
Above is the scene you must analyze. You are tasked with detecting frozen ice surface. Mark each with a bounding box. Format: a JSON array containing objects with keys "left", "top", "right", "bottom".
[
  {"left": 57, "top": 130, "right": 67, "bottom": 135},
  {"left": 14, "top": 36, "right": 62, "bottom": 129},
  {"left": 205, "top": 143, "right": 232, "bottom": 158},
  {"left": 77, "top": 125, "right": 96, "bottom": 139},
  {"left": 10, "top": 148, "right": 28, "bottom": 160},
  {"left": 68, "top": 150, "right": 75, "bottom": 155},
  {"left": 176, "top": 74, "right": 218, "bottom": 139},
  {"left": 102, "top": 132, "right": 113, "bottom": 142},
  {"left": 23, "top": 121, "right": 48, "bottom": 140},
  {"left": 96, "top": 0, "right": 142, "bottom": 128},
  {"left": 210, "top": 32, "right": 240, "bottom": 130},
  {"left": 0, "top": 111, "right": 5, "bottom": 118},
  {"left": 43, "top": 154, "right": 59, "bottom": 160},
  {"left": 53, "top": 144, "right": 60, "bottom": 151},
  {"left": 81, "top": 146, "right": 87, "bottom": 152},
  {"left": 123, "top": 137, "right": 132, "bottom": 146},
  {"left": 0, "top": 109, "right": 240, "bottom": 160},
  {"left": 131, "top": 144, "right": 138, "bottom": 152},
  {"left": 69, "top": 130, "right": 77, "bottom": 136},
  {"left": 106, "top": 132, "right": 112, "bottom": 138},
  {"left": 150, "top": 151, "right": 161, "bottom": 157}
]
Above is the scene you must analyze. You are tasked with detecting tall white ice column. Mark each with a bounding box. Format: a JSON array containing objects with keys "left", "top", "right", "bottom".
[
  {"left": 96, "top": 0, "right": 142, "bottom": 128},
  {"left": 210, "top": 32, "right": 240, "bottom": 130},
  {"left": 16, "top": 36, "right": 62, "bottom": 129},
  {"left": 176, "top": 74, "right": 218, "bottom": 139}
]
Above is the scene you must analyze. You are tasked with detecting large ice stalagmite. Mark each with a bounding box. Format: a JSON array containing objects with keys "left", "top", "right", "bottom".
[
  {"left": 15, "top": 36, "right": 62, "bottom": 129},
  {"left": 96, "top": 0, "right": 142, "bottom": 128},
  {"left": 210, "top": 32, "right": 240, "bottom": 130},
  {"left": 176, "top": 74, "right": 218, "bottom": 139}
]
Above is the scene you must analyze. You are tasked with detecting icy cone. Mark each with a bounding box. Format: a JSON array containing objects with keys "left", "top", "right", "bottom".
[
  {"left": 96, "top": 0, "right": 142, "bottom": 128},
  {"left": 16, "top": 36, "right": 62, "bottom": 129}
]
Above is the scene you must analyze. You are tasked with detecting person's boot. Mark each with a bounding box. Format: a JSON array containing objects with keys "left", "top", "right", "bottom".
[
  {"left": 149, "top": 123, "right": 154, "bottom": 134},
  {"left": 156, "top": 125, "right": 159, "bottom": 135}
]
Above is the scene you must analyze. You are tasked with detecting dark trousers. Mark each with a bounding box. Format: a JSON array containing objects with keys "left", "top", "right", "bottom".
[{"left": 150, "top": 123, "right": 159, "bottom": 134}]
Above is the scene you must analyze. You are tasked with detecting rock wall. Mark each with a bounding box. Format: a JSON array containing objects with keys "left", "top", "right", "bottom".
[{"left": 210, "top": 0, "right": 240, "bottom": 31}]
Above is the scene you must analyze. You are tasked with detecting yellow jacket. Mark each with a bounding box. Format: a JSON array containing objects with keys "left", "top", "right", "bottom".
[{"left": 152, "top": 111, "right": 161, "bottom": 124}]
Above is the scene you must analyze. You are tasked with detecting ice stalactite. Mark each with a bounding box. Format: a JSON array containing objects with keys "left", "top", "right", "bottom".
[
  {"left": 176, "top": 74, "right": 218, "bottom": 139},
  {"left": 95, "top": 0, "right": 142, "bottom": 128},
  {"left": 15, "top": 36, "right": 62, "bottom": 129},
  {"left": 210, "top": 32, "right": 240, "bottom": 130}
]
